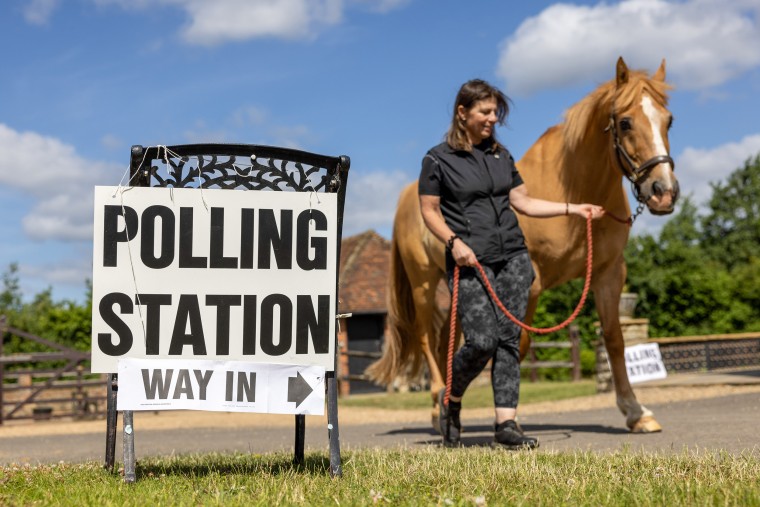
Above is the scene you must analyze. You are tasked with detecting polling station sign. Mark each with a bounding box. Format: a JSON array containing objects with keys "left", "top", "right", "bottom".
[
  {"left": 625, "top": 343, "right": 668, "bottom": 384},
  {"left": 117, "top": 358, "right": 325, "bottom": 415},
  {"left": 91, "top": 186, "right": 337, "bottom": 373}
]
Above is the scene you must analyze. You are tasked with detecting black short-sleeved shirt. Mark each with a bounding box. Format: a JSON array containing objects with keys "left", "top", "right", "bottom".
[{"left": 418, "top": 141, "right": 527, "bottom": 264}]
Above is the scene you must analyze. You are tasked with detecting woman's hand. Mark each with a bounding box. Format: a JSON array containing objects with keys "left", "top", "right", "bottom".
[
  {"left": 451, "top": 238, "right": 478, "bottom": 267},
  {"left": 571, "top": 203, "right": 605, "bottom": 220}
]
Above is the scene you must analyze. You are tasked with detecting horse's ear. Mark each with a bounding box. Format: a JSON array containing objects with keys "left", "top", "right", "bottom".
[
  {"left": 616, "top": 57, "right": 629, "bottom": 86},
  {"left": 653, "top": 58, "right": 667, "bottom": 82}
]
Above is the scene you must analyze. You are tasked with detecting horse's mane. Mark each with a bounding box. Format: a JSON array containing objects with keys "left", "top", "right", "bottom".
[{"left": 562, "top": 70, "right": 672, "bottom": 153}]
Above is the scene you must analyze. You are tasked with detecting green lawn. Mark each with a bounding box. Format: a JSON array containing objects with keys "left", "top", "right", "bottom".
[{"left": 3, "top": 448, "right": 758, "bottom": 506}]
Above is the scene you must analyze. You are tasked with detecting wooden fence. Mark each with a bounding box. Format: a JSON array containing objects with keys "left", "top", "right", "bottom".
[
  {"left": 0, "top": 316, "right": 106, "bottom": 425},
  {"left": 338, "top": 324, "right": 582, "bottom": 395}
]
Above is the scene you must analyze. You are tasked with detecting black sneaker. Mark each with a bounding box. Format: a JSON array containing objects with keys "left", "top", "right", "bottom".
[
  {"left": 438, "top": 388, "right": 461, "bottom": 448},
  {"left": 492, "top": 420, "right": 538, "bottom": 450}
]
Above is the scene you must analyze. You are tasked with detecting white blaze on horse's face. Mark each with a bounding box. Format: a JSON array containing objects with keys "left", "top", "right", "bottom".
[{"left": 636, "top": 94, "right": 678, "bottom": 214}]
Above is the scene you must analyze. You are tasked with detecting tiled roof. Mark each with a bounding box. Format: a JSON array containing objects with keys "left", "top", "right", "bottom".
[{"left": 338, "top": 230, "right": 390, "bottom": 314}]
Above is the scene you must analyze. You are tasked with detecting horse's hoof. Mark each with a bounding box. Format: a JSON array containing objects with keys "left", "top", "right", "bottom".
[{"left": 630, "top": 416, "right": 662, "bottom": 433}]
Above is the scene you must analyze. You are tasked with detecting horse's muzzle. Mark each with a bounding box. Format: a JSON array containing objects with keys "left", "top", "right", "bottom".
[{"left": 645, "top": 180, "right": 679, "bottom": 215}]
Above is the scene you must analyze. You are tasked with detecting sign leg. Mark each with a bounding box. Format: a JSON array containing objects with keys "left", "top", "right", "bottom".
[
  {"left": 123, "top": 410, "right": 136, "bottom": 483},
  {"left": 104, "top": 374, "right": 118, "bottom": 471},
  {"left": 326, "top": 371, "right": 341, "bottom": 477},
  {"left": 294, "top": 415, "right": 305, "bottom": 464}
]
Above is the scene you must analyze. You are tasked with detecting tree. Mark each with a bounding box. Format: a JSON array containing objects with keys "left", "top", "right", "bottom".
[
  {"left": 625, "top": 154, "right": 760, "bottom": 337},
  {"left": 623, "top": 198, "right": 734, "bottom": 337},
  {"left": 1, "top": 268, "right": 93, "bottom": 355},
  {"left": 701, "top": 154, "right": 760, "bottom": 269}
]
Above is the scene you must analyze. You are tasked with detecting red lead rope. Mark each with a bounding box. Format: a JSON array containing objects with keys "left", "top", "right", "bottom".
[{"left": 444, "top": 212, "right": 594, "bottom": 407}]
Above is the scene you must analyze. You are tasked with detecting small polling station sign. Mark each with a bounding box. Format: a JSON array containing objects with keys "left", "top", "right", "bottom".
[
  {"left": 91, "top": 185, "right": 338, "bottom": 382},
  {"left": 117, "top": 358, "right": 325, "bottom": 415},
  {"left": 624, "top": 343, "right": 668, "bottom": 384}
]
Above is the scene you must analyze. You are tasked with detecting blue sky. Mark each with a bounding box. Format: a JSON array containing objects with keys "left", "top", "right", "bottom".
[{"left": 1, "top": 0, "right": 759, "bottom": 303}]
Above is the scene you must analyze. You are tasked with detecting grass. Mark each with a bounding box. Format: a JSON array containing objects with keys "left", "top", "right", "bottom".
[
  {"left": 2, "top": 448, "right": 759, "bottom": 506},
  {"left": 339, "top": 379, "right": 598, "bottom": 410}
]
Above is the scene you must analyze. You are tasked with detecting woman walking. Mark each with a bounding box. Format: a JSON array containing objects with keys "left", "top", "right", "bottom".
[{"left": 418, "top": 79, "right": 605, "bottom": 449}]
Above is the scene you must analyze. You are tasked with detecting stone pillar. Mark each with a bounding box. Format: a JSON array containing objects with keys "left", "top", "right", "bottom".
[
  {"left": 620, "top": 318, "right": 649, "bottom": 347},
  {"left": 595, "top": 292, "right": 650, "bottom": 393},
  {"left": 594, "top": 327, "right": 613, "bottom": 393}
]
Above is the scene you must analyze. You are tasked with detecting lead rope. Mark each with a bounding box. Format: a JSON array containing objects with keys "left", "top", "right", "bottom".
[{"left": 444, "top": 212, "right": 594, "bottom": 408}]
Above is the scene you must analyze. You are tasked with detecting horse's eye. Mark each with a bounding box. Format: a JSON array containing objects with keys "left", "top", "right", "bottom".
[
  {"left": 619, "top": 118, "right": 632, "bottom": 131},
  {"left": 667, "top": 116, "right": 674, "bottom": 130}
]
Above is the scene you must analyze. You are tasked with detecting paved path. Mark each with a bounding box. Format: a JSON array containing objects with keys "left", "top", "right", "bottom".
[{"left": 2, "top": 372, "right": 759, "bottom": 465}]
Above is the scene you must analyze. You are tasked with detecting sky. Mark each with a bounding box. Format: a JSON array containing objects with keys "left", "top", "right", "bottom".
[{"left": 1, "top": 0, "right": 759, "bottom": 303}]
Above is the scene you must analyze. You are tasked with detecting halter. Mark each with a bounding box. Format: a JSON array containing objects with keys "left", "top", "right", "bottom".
[
  {"left": 606, "top": 113, "right": 674, "bottom": 181},
  {"left": 605, "top": 110, "right": 675, "bottom": 207}
]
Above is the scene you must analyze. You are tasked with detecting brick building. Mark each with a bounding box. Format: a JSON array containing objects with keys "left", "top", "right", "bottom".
[{"left": 337, "top": 230, "right": 391, "bottom": 394}]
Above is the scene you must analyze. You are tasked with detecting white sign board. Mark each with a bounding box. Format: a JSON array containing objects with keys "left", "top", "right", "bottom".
[
  {"left": 117, "top": 358, "right": 325, "bottom": 415},
  {"left": 625, "top": 343, "right": 667, "bottom": 384},
  {"left": 91, "top": 186, "right": 337, "bottom": 373}
]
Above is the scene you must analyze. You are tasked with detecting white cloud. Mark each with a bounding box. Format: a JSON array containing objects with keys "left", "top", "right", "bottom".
[
  {"left": 676, "top": 133, "right": 760, "bottom": 206},
  {"left": 497, "top": 0, "right": 760, "bottom": 96},
  {"left": 91, "top": 0, "right": 343, "bottom": 45},
  {"left": 342, "top": 169, "right": 412, "bottom": 237},
  {"left": 23, "top": 0, "right": 59, "bottom": 25},
  {"left": 21, "top": 256, "right": 93, "bottom": 286},
  {"left": 0, "top": 124, "right": 121, "bottom": 241},
  {"left": 90, "top": 0, "right": 409, "bottom": 45},
  {"left": 178, "top": 0, "right": 342, "bottom": 45}
]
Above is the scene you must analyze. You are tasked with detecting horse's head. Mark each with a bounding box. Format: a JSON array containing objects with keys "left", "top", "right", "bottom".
[{"left": 608, "top": 57, "right": 679, "bottom": 215}]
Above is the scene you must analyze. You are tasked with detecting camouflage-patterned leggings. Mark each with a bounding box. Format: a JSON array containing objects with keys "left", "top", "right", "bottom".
[{"left": 447, "top": 252, "right": 534, "bottom": 408}]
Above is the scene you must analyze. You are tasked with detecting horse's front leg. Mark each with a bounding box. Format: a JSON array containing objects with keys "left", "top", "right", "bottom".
[{"left": 593, "top": 264, "right": 662, "bottom": 433}]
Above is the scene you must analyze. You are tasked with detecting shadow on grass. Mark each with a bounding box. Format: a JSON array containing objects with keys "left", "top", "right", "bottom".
[{"left": 133, "top": 453, "right": 333, "bottom": 480}]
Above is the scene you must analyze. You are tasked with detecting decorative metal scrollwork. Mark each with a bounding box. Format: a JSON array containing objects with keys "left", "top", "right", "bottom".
[{"left": 146, "top": 153, "right": 329, "bottom": 192}]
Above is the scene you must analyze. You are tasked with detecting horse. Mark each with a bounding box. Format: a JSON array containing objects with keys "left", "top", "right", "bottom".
[{"left": 366, "top": 57, "right": 679, "bottom": 433}]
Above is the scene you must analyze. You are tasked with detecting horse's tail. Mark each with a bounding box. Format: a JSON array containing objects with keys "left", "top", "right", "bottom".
[{"left": 365, "top": 227, "right": 423, "bottom": 386}]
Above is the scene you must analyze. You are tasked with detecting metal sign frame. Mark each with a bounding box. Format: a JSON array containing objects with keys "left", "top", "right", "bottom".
[{"left": 102, "top": 143, "right": 350, "bottom": 481}]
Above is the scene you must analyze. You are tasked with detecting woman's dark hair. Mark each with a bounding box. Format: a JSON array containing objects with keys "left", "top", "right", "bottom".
[{"left": 446, "top": 79, "right": 511, "bottom": 151}]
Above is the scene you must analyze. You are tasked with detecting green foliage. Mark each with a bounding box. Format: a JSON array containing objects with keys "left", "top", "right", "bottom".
[
  {"left": 624, "top": 154, "right": 760, "bottom": 337},
  {"left": 1, "top": 264, "right": 92, "bottom": 356},
  {"left": 701, "top": 154, "right": 760, "bottom": 269},
  {"left": 531, "top": 279, "right": 599, "bottom": 379}
]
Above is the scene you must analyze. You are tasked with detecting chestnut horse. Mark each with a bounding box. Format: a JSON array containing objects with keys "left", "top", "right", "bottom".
[{"left": 367, "top": 58, "right": 679, "bottom": 433}]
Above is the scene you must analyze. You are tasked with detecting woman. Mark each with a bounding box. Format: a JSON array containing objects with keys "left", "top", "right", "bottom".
[{"left": 418, "top": 79, "right": 604, "bottom": 449}]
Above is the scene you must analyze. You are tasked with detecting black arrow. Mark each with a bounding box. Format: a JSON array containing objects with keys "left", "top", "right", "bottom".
[{"left": 287, "top": 371, "right": 313, "bottom": 408}]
